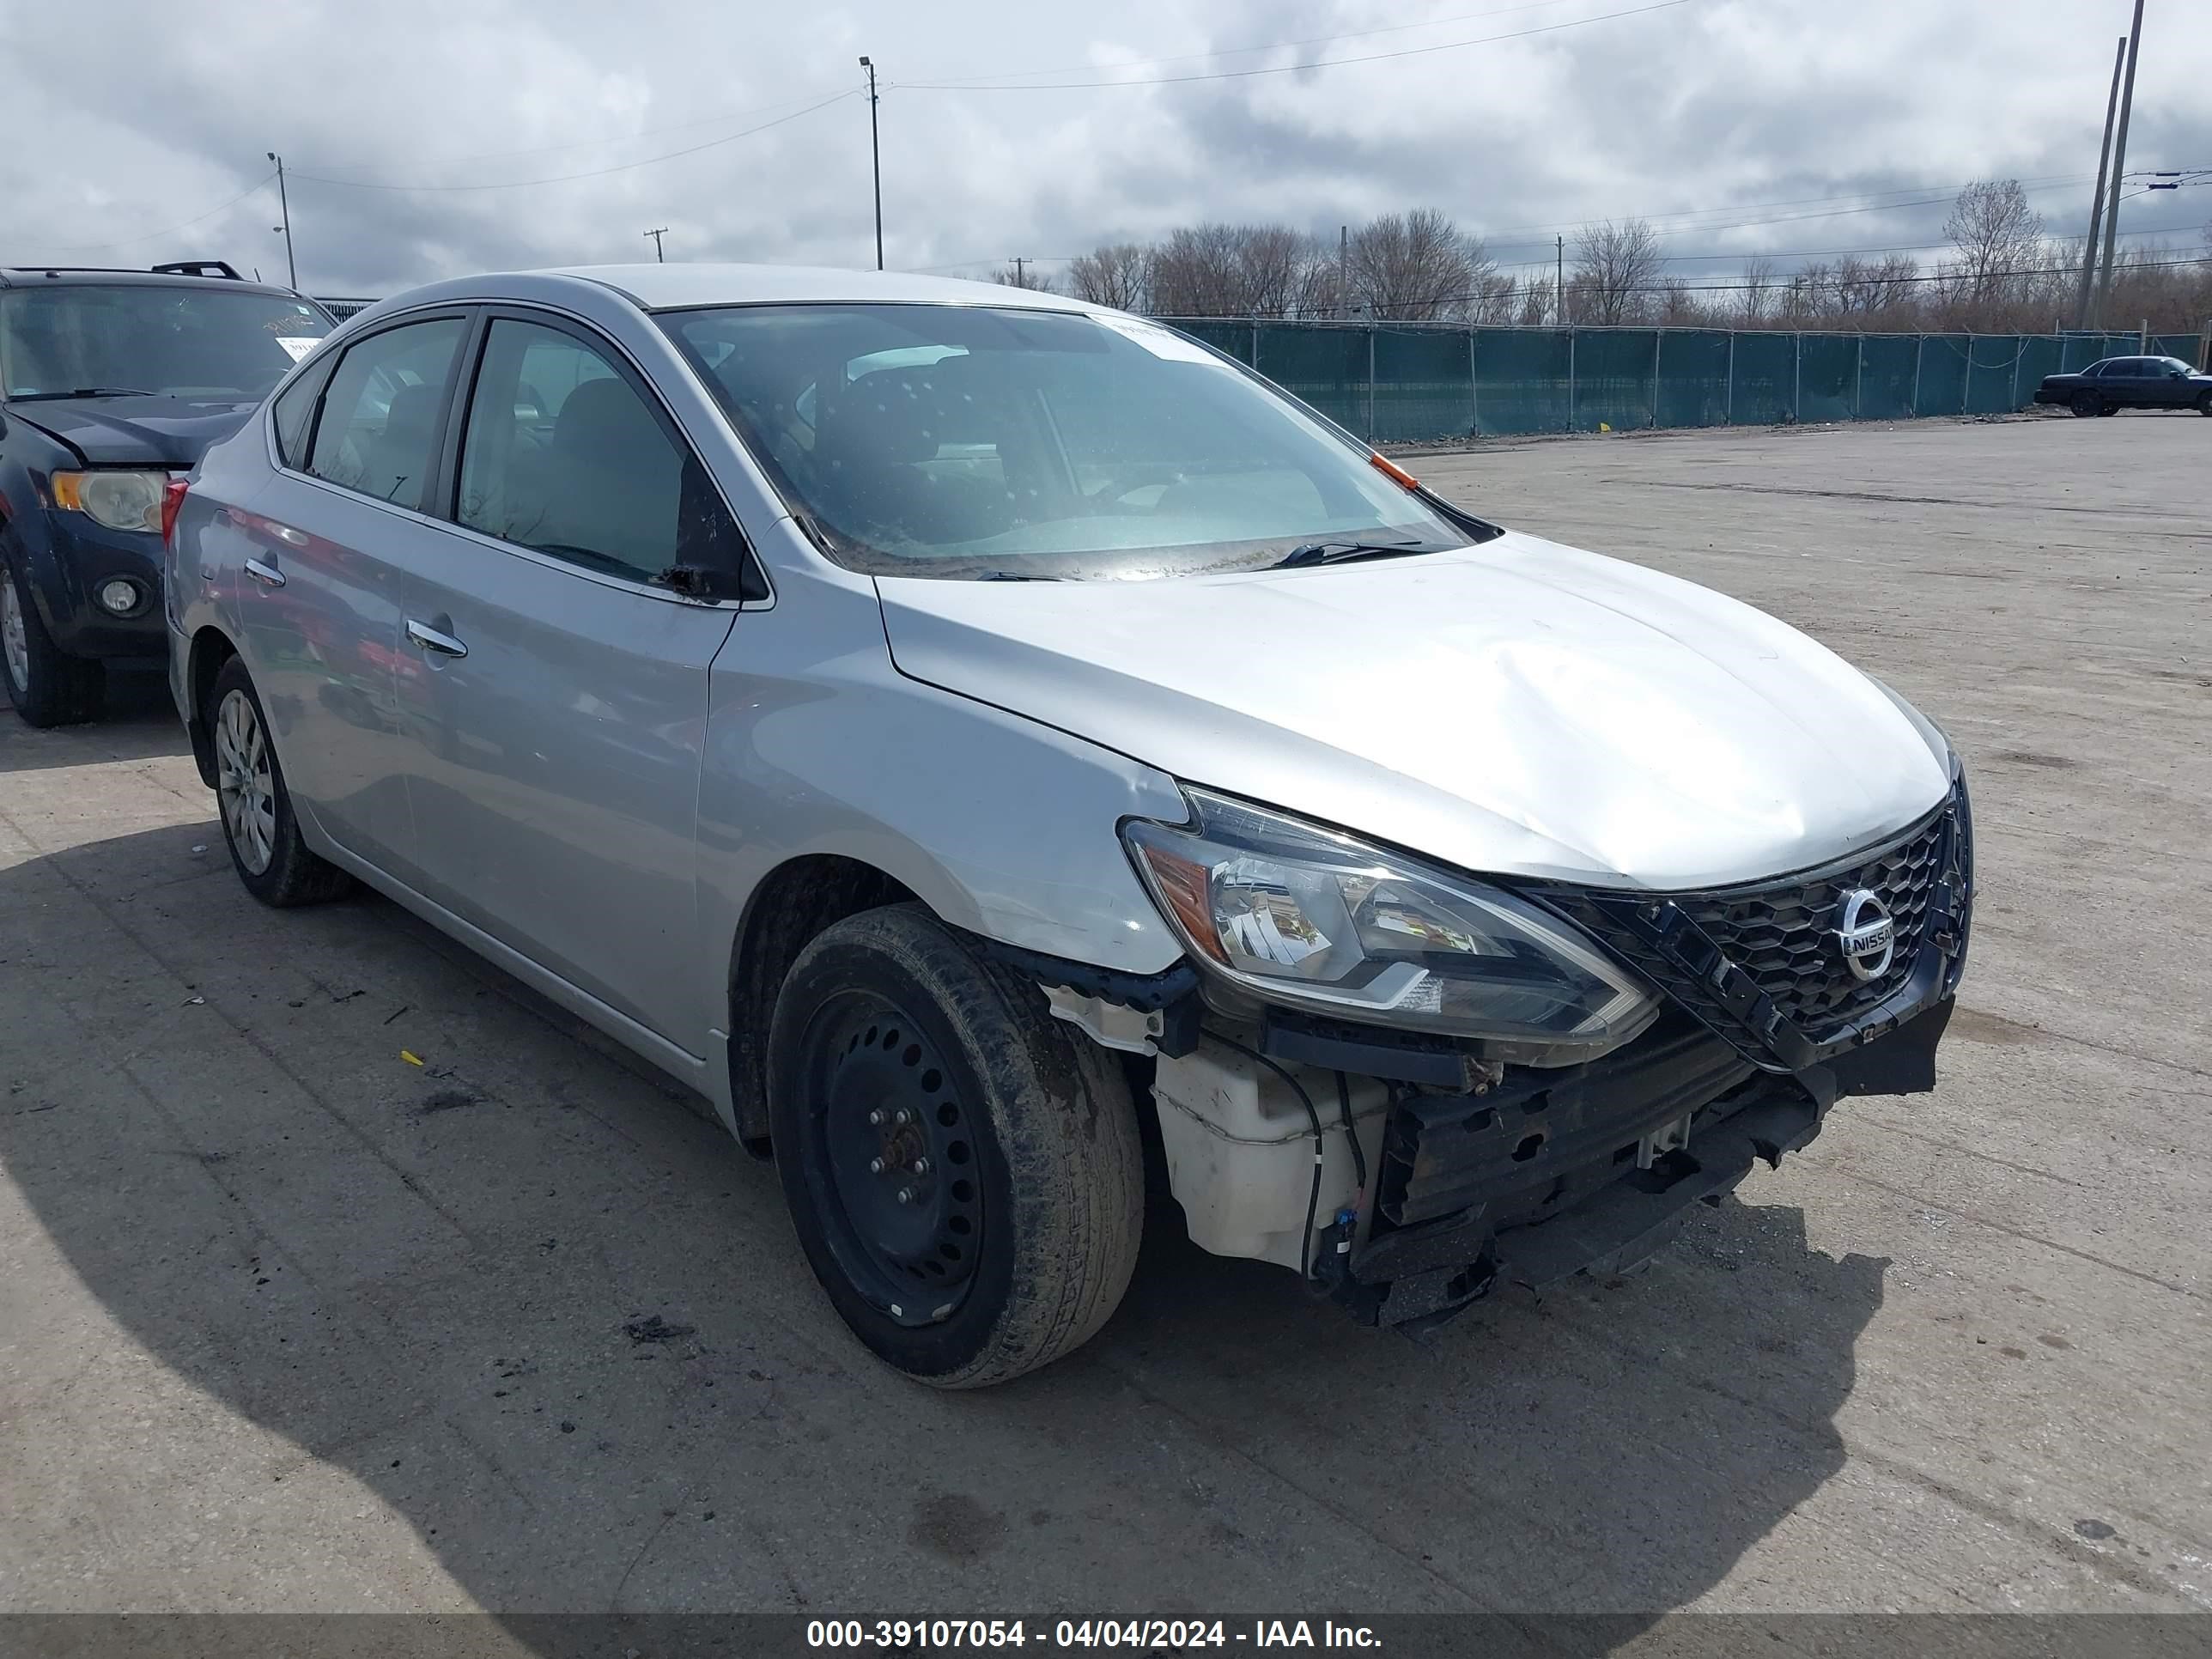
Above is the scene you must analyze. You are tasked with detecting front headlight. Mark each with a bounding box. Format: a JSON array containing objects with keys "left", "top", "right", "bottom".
[
  {"left": 50, "top": 470, "right": 168, "bottom": 533},
  {"left": 1122, "top": 789, "right": 1659, "bottom": 1063}
]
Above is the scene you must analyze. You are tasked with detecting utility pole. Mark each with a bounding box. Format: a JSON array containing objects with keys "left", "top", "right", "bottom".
[
  {"left": 1556, "top": 234, "right": 1566, "bottom": 327},
  {"left": 643, "top": 228, "right": 668, "bottom": 262},
  {"left": 2075, "top": 34, "right": 2127, "bottom": 327},
  {"left": 266, "top": 151, "right": 295, "bottom": 289},
  {"left": 858, "top": 56, "right": 883, "bottom": 270},
  {"left": 1339, "top": 224, "right": 1349, "bottom": 318},
  {"left": 1012, "top": 256, "right": 1027, "bottom": 287},
  {"left": 2094, "top": 0, "right": 2147, "bottom": 324}
]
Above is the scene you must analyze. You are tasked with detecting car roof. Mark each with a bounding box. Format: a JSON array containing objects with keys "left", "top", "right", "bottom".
[
  {"left": 0, "top": 266, "right": 311, "bottom": 300},
  {"left": 462, "top": 263, "right": 1093, "bottom": 314}
]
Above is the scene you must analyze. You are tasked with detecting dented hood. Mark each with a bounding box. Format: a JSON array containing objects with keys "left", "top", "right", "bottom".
[
  {"left": 8, "top": 394, "right": 257, "bottom": 466},
  {"left": 875, "top": 531, "right": 1952, "bottom": 891}
]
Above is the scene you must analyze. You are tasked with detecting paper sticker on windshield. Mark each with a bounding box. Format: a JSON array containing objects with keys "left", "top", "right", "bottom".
[
  {"left": 1092, "top": 313, "right": 1219, "bottom": 366},
  {"left": 276, "top": 337, "right": 319, "bottom": 362}
]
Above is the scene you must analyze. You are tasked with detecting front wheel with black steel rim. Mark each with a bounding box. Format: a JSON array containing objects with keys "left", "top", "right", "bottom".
[
  {"left": 2197, "top": 392, "right": 2212, "bottom": 416},
  {"left": 205, "top": 656, "right": 354, "bottom": 908},
  {"left": 768, "top": 904, "right": 1144, "bottom": 1388},
  {"left": 2070, "top": 392, "right": 2102, "bottom": 417},
  {"left": 1, "top": 546, "right": 105, "bottom": 727}
]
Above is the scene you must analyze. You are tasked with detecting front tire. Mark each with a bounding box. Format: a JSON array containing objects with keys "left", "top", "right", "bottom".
[
  {"left": 768, "top": 905, "right": 1144, "bottom": 1388},
  {"left": 1, "top": 547, "right": 105, "bottom": 727},
  {"left": 2070, "top": 392, "right": 2102, "bottom": 418},
  {"left": 2197, "top": 392, "right": 2211, "bottom": 416},
  {"left": 205, "top": 657, "right": 354, "bottom": 908}
]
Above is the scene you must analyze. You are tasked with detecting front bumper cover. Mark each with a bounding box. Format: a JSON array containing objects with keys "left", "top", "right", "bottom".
[
  {"left": 1335, "top": 996, "right": 1952, "bottom": 1328},
  {"left": 1328, "top": 787, "right": 1970, "bottom": 1330}
]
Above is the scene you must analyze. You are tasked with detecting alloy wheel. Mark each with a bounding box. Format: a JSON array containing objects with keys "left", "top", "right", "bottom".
[
  {"left": 215, "top": 688, "right": 277, "bottom": 876},
  {"left": 1, "top": 578, "right": 28, "bottom": 694}
]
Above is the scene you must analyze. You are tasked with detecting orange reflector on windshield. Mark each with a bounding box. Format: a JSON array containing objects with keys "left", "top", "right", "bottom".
[{"left": 1370, "top": 453, "right": 1420, "bottom": 491}]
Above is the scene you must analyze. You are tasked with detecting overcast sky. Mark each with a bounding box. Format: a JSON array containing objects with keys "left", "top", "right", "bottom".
[{"left": 8, "top": 0, "right": 2210, "bottom": 299}]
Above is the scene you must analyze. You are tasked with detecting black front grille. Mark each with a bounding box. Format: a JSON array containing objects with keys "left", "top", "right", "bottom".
[
  {"left": 1546, "top": 798, "right": 1963, "bottom": 1069},
  {"left": 1669, "top": 811, "right": 1947, "bottom": 1039}
]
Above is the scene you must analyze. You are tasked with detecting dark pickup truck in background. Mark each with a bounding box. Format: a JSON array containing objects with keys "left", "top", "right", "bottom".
[{"left": 2033, "top": 354, "right": 2212, "bottom": 417}]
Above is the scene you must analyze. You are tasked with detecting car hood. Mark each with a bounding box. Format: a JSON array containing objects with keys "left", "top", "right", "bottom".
[
  {"left": 875, "top": 532, "right": 1953, "bottom": 891},
  {"left": 7, "top": 395, "right": 258, "bottom": 466}
]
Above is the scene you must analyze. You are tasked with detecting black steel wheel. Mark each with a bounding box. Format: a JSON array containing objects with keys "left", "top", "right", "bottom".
[
  {"left": 805, "top": 988, "right": 986, "bottom": 1323},
  {"left": 2070, "top": 392, "right": 2101, "bottom": 418},
  {"left": 2197, "top": 391, "right": 2212, "bottom": 416},
  {"left": 768, "top": 904, "right": 1144, "bottom": 1388}
]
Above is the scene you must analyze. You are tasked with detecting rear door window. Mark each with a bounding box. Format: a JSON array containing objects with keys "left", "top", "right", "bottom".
[
  {"left": 306, "top": 318, "right": 467, "bottom": 512},
  {"left": 453, "top": 316, "right": 744, "bottom": 586},
  {"left": 270, "top": 356, "right": 335, "bottom": 467}
]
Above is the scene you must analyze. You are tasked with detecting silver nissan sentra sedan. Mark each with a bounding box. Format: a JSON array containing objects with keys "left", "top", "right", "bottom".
[{"left": 165, "top": 264, "right": 1972, "bottom": 1386}]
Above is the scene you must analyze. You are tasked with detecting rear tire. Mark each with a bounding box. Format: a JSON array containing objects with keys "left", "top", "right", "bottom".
[
  {"left": 1, "top": 547, "right": 106, "bottom": 727},
  {"left": 204, "top": 656, "right": 355, "bottom": 908},
  {"left": 768, "top": 904, "right": 1144, "bottom": 1388}
]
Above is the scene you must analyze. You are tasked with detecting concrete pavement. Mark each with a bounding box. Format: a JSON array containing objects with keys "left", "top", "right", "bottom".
[{"left": 1, "top": 413, "right": 2206, "bottom": 1622}]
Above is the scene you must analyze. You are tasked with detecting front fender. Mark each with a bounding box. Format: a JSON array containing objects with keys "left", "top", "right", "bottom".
[{"left": 694, "top": 562, "right": 1188, "bottom": 1053}]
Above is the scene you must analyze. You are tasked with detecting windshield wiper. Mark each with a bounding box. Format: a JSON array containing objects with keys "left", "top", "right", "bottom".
[
  {"left": 977, "top": 570, "right": 1062, "bottom": 581},
  {"left": 9, "top": 386, "right": 159, "bottom": 402},
  {"left": 1270, "top": 537, "right": 1429, "bottom": 568}
]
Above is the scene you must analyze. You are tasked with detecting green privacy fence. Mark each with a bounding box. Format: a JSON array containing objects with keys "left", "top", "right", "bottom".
[{"left": 1162, "top": 319, "right": 2208, "bottom": 443}]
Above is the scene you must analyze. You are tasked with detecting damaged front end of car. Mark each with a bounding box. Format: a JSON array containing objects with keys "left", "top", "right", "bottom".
[{"left": 1020, "top": 768, "right": 1973, "bottom": 1333}]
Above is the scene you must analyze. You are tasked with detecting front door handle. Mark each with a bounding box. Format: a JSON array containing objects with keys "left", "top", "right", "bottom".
[
  {"left": 405, "top": 618, "right": 468, "bottom": 659},
  {"left": 244, "top": 557, "right": 286, "bottom": 588}
]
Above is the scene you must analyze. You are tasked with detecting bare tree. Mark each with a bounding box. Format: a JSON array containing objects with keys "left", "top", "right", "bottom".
[
  {"left": 991, "top": 261, "right": 1055, "bottom": 291},
  {"left": 1572, "top": 217, "right": 1664, "bottom": 325},
  {"left": 1944, "top": 179, "right": 2043, "bottom": 305},
  {"left": 1149, "top": 223, "right": 1322, "bottom": 317},
  {"left": 1066, "top": 243, "right": 1151, "bottom": 311},
  {"left": 1656, "top": 276, "right": 1703, "bottom": 325},
  {"left": 1738, "top": 253, "right": 1777, "bottom": 325},
  {"left": 1346, "top": 208, "right": 1486, "bottom": 320},
  {"left": 1516, "top": 276, "right": 1553, "bottom": 326},
  {"left": 1465, "top": 270, "right": 1519, "bottom": 325}
]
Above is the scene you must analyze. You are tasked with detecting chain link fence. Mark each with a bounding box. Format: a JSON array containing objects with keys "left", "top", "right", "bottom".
[{"left": 1164, "top": 319, "right": 2209, "bottom": 443}]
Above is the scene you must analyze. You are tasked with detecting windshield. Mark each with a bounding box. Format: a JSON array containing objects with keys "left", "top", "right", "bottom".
[
  {"left": 0, "top": 285, "right": 330, "bottom": 403},
  {"left": 659, "top": 302, "right": 1470, "bottom": 580}
]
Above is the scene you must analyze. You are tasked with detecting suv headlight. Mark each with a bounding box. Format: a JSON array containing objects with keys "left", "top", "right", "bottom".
[
  {"left": 1123, "top": 788, "right": 1658, "bottom": 1062},
  {"left": 50, "top": 470, "right": 168, "bottom": 533}
]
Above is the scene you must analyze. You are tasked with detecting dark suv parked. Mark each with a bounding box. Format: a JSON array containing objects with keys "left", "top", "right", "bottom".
[{"left": 1, "top": 264, "right": 332, "bottom": 725}]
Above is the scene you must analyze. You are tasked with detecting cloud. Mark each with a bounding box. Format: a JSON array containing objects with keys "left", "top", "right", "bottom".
[{"left": 7, "top": 0, "right": 2209, "bottom": 299}]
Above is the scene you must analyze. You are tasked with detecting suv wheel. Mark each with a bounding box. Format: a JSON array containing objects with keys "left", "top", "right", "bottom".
[
  {"left": 768, "top": 904, "right": 1144, "bottom": 1388},
  {"left": 205, "top": 656, "right": 354, "bottom": 907},
  {"left": 1, "top": 548, "right": 105, "bottom": 726}
]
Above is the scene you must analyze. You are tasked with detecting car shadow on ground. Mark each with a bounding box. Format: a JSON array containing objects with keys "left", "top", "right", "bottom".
[
  {"left": 0, "top": 669, "right": 185, "bottom": 771},
  {"left": 0, "top": 819, "right": 1887, "bottom": 1630}
]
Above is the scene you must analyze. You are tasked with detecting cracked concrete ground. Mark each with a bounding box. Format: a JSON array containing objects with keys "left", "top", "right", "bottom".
[{"left": 0, "top": 413, "right": 2206, "bottom": 1623}]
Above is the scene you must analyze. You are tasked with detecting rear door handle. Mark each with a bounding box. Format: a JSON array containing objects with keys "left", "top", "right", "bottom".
[
  {"left": 405, "top": 618, "right": 468, "bottom": 659},
  {"left": 244, "top": 557, "right": 285, "bottom": 588}
]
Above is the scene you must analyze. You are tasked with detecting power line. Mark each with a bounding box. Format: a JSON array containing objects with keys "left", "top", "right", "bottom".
[
  {"left": 900, "top": 0, "right": 1698, "bottom": 91},
  {"left": 14, "top": 171, "right": 277, "bottom": 255},
  {"left": 296, "top": 88, "right": 854, "bottom": 178},
  {"left": 1484, "top": 216, "right": 2210, "bottom": 272},
  {"left": 289, "top": 92, "right": 856, "bottom": 193},
  {"left": 1385, "top": 252, "right": 2212, "bottom": 314}
]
